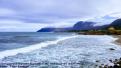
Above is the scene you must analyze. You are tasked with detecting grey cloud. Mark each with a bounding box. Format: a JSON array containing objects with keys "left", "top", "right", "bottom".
[
  {"left": 0, "top": 0, "right": 110, "bottom": 23},
  {"left": 0, "top": 0, "right": 121, "bottom": 31}
]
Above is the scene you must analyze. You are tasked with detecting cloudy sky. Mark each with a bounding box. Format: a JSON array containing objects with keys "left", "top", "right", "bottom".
[{"left": 0, "top": 0, "right": 121, "bottom": 32}]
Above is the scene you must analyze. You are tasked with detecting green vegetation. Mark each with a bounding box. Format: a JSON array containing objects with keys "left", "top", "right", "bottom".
[{"left": 68, "top": 27, "right": 121, "bottom": 35}]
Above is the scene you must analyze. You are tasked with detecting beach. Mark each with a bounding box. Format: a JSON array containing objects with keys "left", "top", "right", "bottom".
[
  {"left": 114, "top": 35, "right": 121, "bottom": 45},
  {"left": 0, "top": 33, "right": 121, "bottom": 68},
  {"left": 99, "top": 35, "right": 121, "bottom": 68}
]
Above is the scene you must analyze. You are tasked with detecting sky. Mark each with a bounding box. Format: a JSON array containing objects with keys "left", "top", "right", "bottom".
[{"left": 0, "top": 0, "right": 121, "bottom": 32}]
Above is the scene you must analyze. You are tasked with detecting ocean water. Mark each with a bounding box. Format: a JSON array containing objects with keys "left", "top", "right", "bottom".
[
  {"left": 0, "top": 32, "right": 73, "bottom": 51},
  {"left": 0, "top": 32, "right": 121, "bottom": 68}
]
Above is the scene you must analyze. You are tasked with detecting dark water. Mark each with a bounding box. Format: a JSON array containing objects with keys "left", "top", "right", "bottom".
[{"left": 0, "top": 32, "right": 73, "bottom": 51}]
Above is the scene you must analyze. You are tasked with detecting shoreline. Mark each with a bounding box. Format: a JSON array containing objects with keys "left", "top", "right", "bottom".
[{"left": 113, "top": 35, "right": 121, "bottom": 45}]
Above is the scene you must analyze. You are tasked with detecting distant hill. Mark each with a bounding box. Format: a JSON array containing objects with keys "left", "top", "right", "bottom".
[
  {"left": 110, "top": 19, "right": 121, "bottom": 29},
  {"left": 73, "top": 21, "right": 108, "bottom": 30},
  {"left": 73, "top": 21, "right": 95, "bottom": 30},
  {"left": 37, "top": 27, "right": 73, "bottom": 32},
  {"left": 37, "top": 20, "right": 113, "bottom": 32},
  {"left": 37, "top": 21, "right": 97, "bottom": 32},
  {"left": 37, "top": 28, "right": 55, "bottom": 32}
]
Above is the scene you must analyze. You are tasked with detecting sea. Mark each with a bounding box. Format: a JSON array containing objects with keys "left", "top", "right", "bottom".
[{"left": 0, "top": 32, "right": 121, "bottom": 68}]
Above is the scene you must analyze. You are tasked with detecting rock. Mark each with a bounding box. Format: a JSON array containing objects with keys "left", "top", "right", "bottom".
[
  {"left": 96, "top": 60, "right": 100, "bottom": 62},
  {"left": 109, "top": 48, "right": 115, "bottom": 50}
]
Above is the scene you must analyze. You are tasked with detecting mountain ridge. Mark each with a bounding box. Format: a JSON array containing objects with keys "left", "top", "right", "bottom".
[{"left": 37, "top": 18, "right": 121, "bottom": 32}]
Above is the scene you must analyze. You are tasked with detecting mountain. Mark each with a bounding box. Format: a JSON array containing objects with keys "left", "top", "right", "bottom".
[
  {"left": 37, "top": 21, "right": 109, "bottom": 32},
  {"left": 110, "top": 19, "right": 121, "bottom": 29},
  {"left": 37, "top": 21, "right": 96, "bottom": 32},
  {"left": 37, "top": 27, "right": 73, "bottom": 32},
  {"left": 37, "top": 28, "right": 55, "bottom": 32},
  {"left": 73, "top": 21, "right": 109, "bottom": 30},
  {"left": 73, "top": 21, "right": 95, "bottom": 30}
]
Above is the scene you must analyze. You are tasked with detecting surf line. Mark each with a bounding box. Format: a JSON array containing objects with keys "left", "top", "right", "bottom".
[{"left": 0, "top": 35, "right": 79, "bottom": 59}]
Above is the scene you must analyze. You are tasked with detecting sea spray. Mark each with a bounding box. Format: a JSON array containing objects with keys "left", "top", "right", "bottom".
[{"left": 0, "top": 35, "right": 79, "bottom": 59}]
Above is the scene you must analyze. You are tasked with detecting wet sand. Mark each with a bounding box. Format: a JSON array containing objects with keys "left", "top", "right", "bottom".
[{"left": 113, "top": 35, "right": 121, "bottom": 45}]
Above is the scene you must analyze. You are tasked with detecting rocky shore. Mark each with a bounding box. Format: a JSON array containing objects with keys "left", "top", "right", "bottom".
[{"left": 99, "top": 35, "right": 121, "bottom": 68}]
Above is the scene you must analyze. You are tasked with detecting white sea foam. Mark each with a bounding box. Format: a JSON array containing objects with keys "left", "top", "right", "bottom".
[
  {"left": 0, "top": 35, "right": 79, "bottom": 59},
  {"left": 1, "top": 35, "right": 121, "bottom": 68}
]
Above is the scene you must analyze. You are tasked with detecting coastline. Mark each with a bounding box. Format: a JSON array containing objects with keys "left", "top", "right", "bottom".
[
  {"left": 113, "top": 35, "right": 121, "bottom": 45},
  {"left": 1, "top": 35, "right": 121, "bottom": 68}
]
